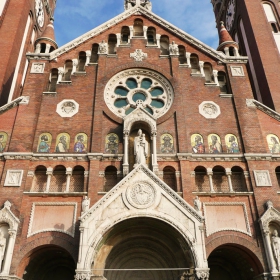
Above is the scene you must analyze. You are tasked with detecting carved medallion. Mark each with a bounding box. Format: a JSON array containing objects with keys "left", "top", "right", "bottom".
[
  {"left": 130, "top": 49, "right": 148, "bottom": 62},
  {"left": 126, "top": 182, "right": 155, "bottom": 209},
  {"left": 199, "top": 101, "right": 221, "bottom": 119},
  {"left": 56, "top": 99, "right": 79, "bottom": 118}
]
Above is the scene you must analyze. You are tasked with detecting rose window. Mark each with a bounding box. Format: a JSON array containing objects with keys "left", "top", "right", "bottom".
[{"left": 104, "top": 69, "right": 174, "bottom": 119}]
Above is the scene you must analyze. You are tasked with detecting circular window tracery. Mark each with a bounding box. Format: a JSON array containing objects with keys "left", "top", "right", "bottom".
[{"left": 104, "top": 69, "right": 174, "bottom": 119}]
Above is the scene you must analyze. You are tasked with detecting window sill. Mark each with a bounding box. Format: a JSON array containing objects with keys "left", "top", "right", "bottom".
[
  {"left": 204, "top": 82, "right": 218, "bottom": 86},
  {"left": 119, "top": 44, "right": 131, "bottom": 47},
  {"left": 58, "top": 81, "right": 72, "bottom": 85},
  {"left": 24, "top": 192, "right": 87, "bottom": 197},
  {"left": 146, "top": 44, "right": 158, "bottom": 48},
  {"left": 179, "top": 64, "right": 190, "bottom": 68},
  {"left": 219, "top": 93, "right": 232, "bottom": 98},
  {"left": 191, "top": 73, "right": 203, "bottom": 77},
  {"left": 192, "top": 191, "right": 253, "bottom": 196},
  {"left": 43, "top": 91, "right": 57, "bottom": 95}
]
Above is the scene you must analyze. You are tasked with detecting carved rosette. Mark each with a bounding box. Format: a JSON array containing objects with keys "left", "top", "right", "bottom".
[{"left": 126, "top": 181, "right": 156, "bottom": 209}]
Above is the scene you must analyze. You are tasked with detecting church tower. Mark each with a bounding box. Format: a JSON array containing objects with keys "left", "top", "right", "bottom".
[
  {"left": 0, "top": 0, "right": 57, "bottom": 106},
  {"left": 212, "top": 0, "right": 280, "bottom": 112}
]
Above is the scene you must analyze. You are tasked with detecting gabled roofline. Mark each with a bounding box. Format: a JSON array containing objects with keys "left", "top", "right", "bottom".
[{"left": 48, "top": 5, "right": 248, "bottom": 64}]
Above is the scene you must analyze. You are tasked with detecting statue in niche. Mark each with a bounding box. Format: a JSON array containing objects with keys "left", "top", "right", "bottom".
[
  {"left": 82, "top": 196, "right": 90, "bottom": 213},
  {"left": 0, "top": 230, "right": 6, "bottom": 272},
  {"left": 98, "top": 40, "right": 108, "bottom": 54},
  {"left": 169, "top": 41, "right": 179, "bottom": 55},
  {"left": 272, "top": 229, "right": 280, "bottom": 271},
  {"left": 193, "top": 196, "right": 202, "bottom": 212},
  {"left": 134, "top": 129, "right": 148, "bottom": 166},
  {"left": 125, "top": 0, "right": 152, "bottom": 10}
]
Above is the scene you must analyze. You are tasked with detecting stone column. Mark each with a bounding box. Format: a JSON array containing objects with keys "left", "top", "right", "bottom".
[
  {"left": 224, "top": 47, "right": 230, "bottom": 56},
  {"left": 72, "top": 59, "right": 78, "bottom": 74},
  {"left": 199, "top": 61, "right": 205, "bottom": 77},
  {"left": 85, "top": 50, "right": 91, "bottom": 66},
  {"left": 1, "top": 229, "right": 17, "bottom": 276},
  {"left": 186, "top": 52, "right": 191, "bottom": 67},
  {"left": 226, "top": 168, "right": 234, "bottom": 192},
  {"left": 123, "top": 131, "right": 129, "bottom": 176},
  {"left": 57, "top": 67, "right": 64, "bottom": 83},
  {"left": 156, "top": 34, "right": 161, "bottom": 48},
  {"left": 45, "top": 44, "right": 51, "bottom": 54},
  {"left": 65, "top": 167, "right": 72, "bottom": 192},
  {"left": 143, "top": 26, "right": 148, "bottom": 39},
  {"left": 35, "top": 43, "right": 41, "bottom": 54},
  {"left": 84, "top": 171, "right": 89, "bottom": 192},
  {"left": 263, "top": 230, "right": 278, "bottom": 273},
  {"left": 129, "top": 26, "right": 134, "bottom": 37},
  {"left": 207, "top": 168, "right": 214, "bottom": 192},
  {"left": 234, "top": 47, "right": 240, "bottom": 57},
  {"left": 45, "top": 167, "right": 53, "bottom": 192},
  {"left": 212, "top": 70, "right": 219, "bottom": 86},
  {"left": 116, "top": 33, "right": 121, "bottom": 47},
  {"left": 151, "top": 131, "right": 158, "bottom": 172}
]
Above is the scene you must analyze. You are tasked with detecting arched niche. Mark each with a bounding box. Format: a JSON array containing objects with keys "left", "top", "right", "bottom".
[{"left": 0, "top": 201, "right": 20, "bottom": 276}]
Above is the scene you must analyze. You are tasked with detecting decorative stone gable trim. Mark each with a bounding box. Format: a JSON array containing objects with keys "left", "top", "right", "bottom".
[{"left": 0, "top": 96, "right": 30, "bottom": 115}]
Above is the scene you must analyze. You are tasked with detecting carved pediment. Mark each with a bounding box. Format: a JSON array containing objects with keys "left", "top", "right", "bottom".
[
  {"left": 0, "top": 201, "right": 20, "bottom": 231},
  {"left": 259, "top": 201, "right": 280, "bottom": 231}
]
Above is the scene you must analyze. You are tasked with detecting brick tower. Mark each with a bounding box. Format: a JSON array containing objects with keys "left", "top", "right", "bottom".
[
  {"left": 0, "top": 0, "right": 57, "bottom": 106},
  {"left": 212, "top": 0, "right": 280, "bottom": 112}
]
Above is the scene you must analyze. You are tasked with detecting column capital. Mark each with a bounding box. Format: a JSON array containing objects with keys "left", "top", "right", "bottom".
[{"left": 196, "top": 268, "right": 210, "bottom": 280}]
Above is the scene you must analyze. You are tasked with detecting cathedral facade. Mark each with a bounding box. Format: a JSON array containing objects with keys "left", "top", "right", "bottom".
[{"left": 0, "top": 0, "right": 280, "bottom": 279}]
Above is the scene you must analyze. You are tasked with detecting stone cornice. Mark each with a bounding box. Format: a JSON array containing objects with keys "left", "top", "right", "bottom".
[
  {"left": 247, "top": 99, "right": 280, "bottom": 122},
  {"left": 29, "top": 5, "right": 248, "bottom": 64}
]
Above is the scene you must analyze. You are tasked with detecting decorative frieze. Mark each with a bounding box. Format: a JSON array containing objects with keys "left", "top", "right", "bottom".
[
  {"left": 230, "top": 65, "right": 245, "bottom": 76},
  {"left": 130, "top": 49, "right": 147, "bottom": 61},
  {"left": 4, "top": 170, "right": 24, "bottom": 187},
  {"left": 30, "top": 62, "right": 45, "bottom": 73},
  {"left": 253, "top": 170, "right": 272, "bottom": 187}
]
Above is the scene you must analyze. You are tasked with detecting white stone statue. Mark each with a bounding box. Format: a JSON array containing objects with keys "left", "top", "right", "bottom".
[
  {"left": 98, "top": 40, "right": 108, "bottom": 54},
  {"left": 0, "top": 230, "right": 6, "bottom": 272},
  {"left": 82, "top": 196, "right": 90, "bottom": 213},
  {"left": 134, "top": 129, "right": 148, "bottom": 166},
  {"left": 169, "top": 41, "right": 179, "bottom": 55},
  {"left": 272, "top": 229, "right": 280, "bottom": 270},
  {"left": 194, "top": 196, "right": 202, "bottom": 212},
  {"left": 125, "top": 0, "right": 152, "bottom": 10}
]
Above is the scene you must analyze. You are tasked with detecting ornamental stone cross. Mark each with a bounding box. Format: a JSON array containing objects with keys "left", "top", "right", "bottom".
[{"left": 130, "top": 49, "right": 147, "bottom": 62}]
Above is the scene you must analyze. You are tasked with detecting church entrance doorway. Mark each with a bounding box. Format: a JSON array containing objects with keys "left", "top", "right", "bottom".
[
  {"left": 22, "top": 245, "right": 75, "bottom": 280},
  {"left": 93, "top": 217, "right": 195, "bottom": 280},
  {"left": 208, "top": 244, "right": 263, "bottom": 280}
]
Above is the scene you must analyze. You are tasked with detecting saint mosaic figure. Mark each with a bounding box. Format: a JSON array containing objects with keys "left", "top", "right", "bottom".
[
  {"left": 105, "top": 133, "right": 119, "bottom": 154},
  {"left": 134, "top": 129, "right": 148, "bottom": 165},
  {"left": 160, "top": 133, "right": 174, "bottom": 153},
  {"left": 37, "top": 133, "right": 51, "bottom": 153},
  {"left": 209, "top": 134, "right": 222, "bottom": 153},
  {"left": 191, "top": 134, "right": 205, "bottom": 154},
  {"left": 267, "top": 134, "right": 280, "bottom": 153},
  {"left": 272, "top": 229, "right": 280, "bottom": 271},
  {"left": 74, "top": 133, "right": 87, "bottom": 153},
  {"left": 0, "top": 230, "right": 6, "bottom": 272},
  {"left": 55, "top": 133, "right": 70, "bottom": 153},
  {"left": 226, "top": 134, "right": 240, "bottom": 153}
]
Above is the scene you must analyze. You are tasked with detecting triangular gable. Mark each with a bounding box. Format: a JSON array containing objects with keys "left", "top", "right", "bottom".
[
  {"left": 49, "top": 6, "right": 248, "bottom": 63},
  {"left": 78, "top": 164, "right": 205, "bottom": 270}
]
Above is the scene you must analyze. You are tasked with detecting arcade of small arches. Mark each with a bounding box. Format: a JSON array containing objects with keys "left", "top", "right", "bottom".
[{"left": 42, "top": 19, "right": 231, "bottom": 94}]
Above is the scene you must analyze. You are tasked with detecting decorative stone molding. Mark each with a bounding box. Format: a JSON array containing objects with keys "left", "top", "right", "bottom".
[
  {"left": 230, "top": 65, "right": 245, "bottom": 76},
  {"left": 99, "top": 171, "right": 105, "bottom": 177},
  {"left": 169, "top": 41, "right": 179, "bottom": 55},
  {"left": 47, "top": 6, "right": 248, "bottom": 64},
  {"left": 196, "top": 268, "right": 210, "bottom": 280},
  {"left": 30, "top": 62, "right": 45, "bottom": 73},
  {"left": 27, "top": 171, "right": 35, "bottom": 177},
  {"left": 130, "top": 49, "right": 147, "bottom": 61},
  {"left": 74, "top": 272, "right": 91, "bottom": 280},
  {"left": 246, "top": 99, "right": 256, "bottom": 108},
  {"left": 4, "top": 170, "right": 24, "bottom": 187},
  {"left": 56, "top": 99, "right": 79, "bottom": 118},
  {"left": 203, "top": 202, "right": 251, "bottom": 237},
  {"left": 253, "top": 170, "right": 272, "bottom": 187},
  {"left": 27, "top": 202, "right": 77, "bottom": 237},
  {"left": 0, "top": 96, "right": 30, "bottom": 115},
  {"left": 199, "top": 101, "right": 221, "bottom": 119}
]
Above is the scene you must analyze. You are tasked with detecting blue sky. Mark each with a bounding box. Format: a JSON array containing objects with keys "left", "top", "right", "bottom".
[{"left": 54, "top": 0, "right": 219, "bottom": 49}]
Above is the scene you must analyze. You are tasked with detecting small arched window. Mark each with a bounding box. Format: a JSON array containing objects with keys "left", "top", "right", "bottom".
[
  {"left": 91, "top": 44, "right": 99, "bottom": 63},
  {"left": 133, "top": 19, "right": 144, "bottom": 36},
  {"left": 212, "top": 166, "right": 227, "bottom": 192},
  {"left": 104, "top": 166, "right": 118, "bottom": 192},
  {"left": 108, "top": 34, "right": 117, "bottom": 54},
  {"left": 40, "top": 43, "right": 46, "bottom": 53},
  {"left": 121, "top": 26, "right": 130, "bottom": 44},
  {"left": 218, "top": 71, "right": 228, "bottom": 94},
  {"left": 50, "top": 165, "right": 66, "bottom": 192},
  {"left": 48, "top": 68, "right": 58, "bottom": 92},
  {"left": 147, "top": 27, "right": 156, "bottom": 45},
  {"left": 190, "top": 54, "right": 200, "bottom": 74},
  {"left": 31, "top": 166, "right": 47, "bottom": 192},
  {"left": 194, "top": 166, "right": 208, "bottom": 192},
  {"left": 203, "top": 62, "right": 214, "bottom": 83},
  {"left": 160, "top": 35, "right": 169, "bottom": 55},
  {"left": 263, "top": 3, "right": 279, "bottom": 33},
  {"left": 163, "top": 166, "right": 177, "bottom": 191},
  {"left": 231, "top": 166, "right": 247, "bottom": 192},
  {"left": 276, "top": 167, "right": 280, "bottom": 187},
  {"left": 63, "top": 60, "right": 73, "bottom": 81},
  {"left": 70, "top": 166, "right": 85, "bottom": 192},
  {"left": 78, "top": 51, "right": 86, "bottom": 72},
  {"left": 178, "top": 45, "right": 187, "bottom": 64}
]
